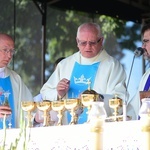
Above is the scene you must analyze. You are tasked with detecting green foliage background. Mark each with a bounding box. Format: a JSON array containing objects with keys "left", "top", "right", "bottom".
[{"left": 0, "top": 0, "right": 141, "bottom": 96}]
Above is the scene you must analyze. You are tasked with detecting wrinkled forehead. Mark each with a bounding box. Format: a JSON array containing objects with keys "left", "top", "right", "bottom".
[{"left": 0, "top": 35, "right": 14, "bottom": 49}]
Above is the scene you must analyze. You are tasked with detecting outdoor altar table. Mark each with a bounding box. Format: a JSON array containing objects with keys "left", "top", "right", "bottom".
[{"left": 0, "top": 120, "right": 144, "bottom": 150}]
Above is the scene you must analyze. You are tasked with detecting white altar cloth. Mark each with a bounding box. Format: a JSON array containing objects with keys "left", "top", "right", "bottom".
[{"left": 0, "top": 120, "right": 143, "bottom": 150}]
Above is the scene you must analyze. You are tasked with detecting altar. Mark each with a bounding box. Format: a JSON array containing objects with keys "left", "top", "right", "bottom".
[{"left": 0, "top": 120, "right": 145, "bottom": 150}]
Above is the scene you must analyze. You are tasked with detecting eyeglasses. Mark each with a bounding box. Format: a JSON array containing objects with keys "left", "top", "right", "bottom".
[
  {"left": 142, "top": 39, "right": 150, "bottom": 46},
  {"left": 0, "top": 49, "right": 15, "bottom": 56},
  {"left": 77, "top": 38, "right": 101, "bottom": 47}
]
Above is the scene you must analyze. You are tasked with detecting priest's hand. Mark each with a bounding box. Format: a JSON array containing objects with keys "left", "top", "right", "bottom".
[
  {"left": 57, "top": 78, "right": 70, "bottom": 99},
  {"left": 0, "top": 105, "right": 11, "bottom": 118}
]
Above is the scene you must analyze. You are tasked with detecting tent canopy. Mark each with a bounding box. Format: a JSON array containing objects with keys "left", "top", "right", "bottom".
[{"left": 35, "top": 0, "right": 150, "bottom": 23}]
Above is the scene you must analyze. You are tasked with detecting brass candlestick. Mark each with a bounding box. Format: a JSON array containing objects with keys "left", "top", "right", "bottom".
[
  {"left": 51, "top": 100, "right": 65, "bottom": 126},
  {"left": 21, "top": 101, "right": 36, "bottom": 127},
  {"left": 64, "top": 98, "right": 82, "bottom": 125},
  {"left": 36, "top": 101, "right": 51, "bottom": 127}
]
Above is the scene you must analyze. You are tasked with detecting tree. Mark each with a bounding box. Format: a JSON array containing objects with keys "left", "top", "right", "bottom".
[{"left": 0, "top": 0, "right": 141, "bottom": 96}]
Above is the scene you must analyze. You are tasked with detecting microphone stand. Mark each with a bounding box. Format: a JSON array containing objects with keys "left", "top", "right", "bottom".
[
  {"left": 126, "top": 55, "right": 136, "bottom": 89},
  {"left": 123, "top": 47, "right": 144, "bottom": 121},
  {"left": 123, "top": 54, "right": 136, "bottom": 121}
]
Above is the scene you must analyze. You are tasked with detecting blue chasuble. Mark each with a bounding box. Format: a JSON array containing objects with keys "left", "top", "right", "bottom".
[
  {"left": 0, "top": 77, "right": 15, "bottom": 129},
  {"left": 67, "top": 62, "right": 100, "bottom": 124}
]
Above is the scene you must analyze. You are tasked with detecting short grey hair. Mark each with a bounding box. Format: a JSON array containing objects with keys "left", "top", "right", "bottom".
[{"left": 76, "top": 22, "right": 102, "bottom": 38}]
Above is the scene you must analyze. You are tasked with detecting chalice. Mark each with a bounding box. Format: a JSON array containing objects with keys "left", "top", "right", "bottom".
[
  {"left": 109, "top": 95, "right": 122, "bottom": 121},
  {"left": 36, "top": 100, "right": 51, "bottom": 127},
  {"left": 51, "top": 100, "right": 65, "bottom": 126},
  {"left": 21, "top": 101, "right": 36, "bottom": 127},
  {"left": 64, "top": 98, "right": 82, "bottom": 125}
]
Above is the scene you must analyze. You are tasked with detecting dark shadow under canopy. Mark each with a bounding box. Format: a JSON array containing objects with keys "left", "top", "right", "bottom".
[{"left": 34, "top": 0, "right": 150, "bottom": 23}]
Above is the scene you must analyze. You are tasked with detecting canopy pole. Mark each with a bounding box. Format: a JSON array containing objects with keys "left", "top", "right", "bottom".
[{"left": 33, "top": 0, "right": 47, "bottom": 86}]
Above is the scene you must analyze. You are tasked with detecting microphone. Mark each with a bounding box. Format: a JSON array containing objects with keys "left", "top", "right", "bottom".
[{"left": 134, "top": 47, "right": 145, "bottom": 57}]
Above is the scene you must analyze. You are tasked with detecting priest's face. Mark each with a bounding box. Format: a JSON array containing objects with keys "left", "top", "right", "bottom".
[
  {"left": 76, "top": 28, "right": 103, "bottom": 58},
  {"left": 0, "top": 36, "right": 15, "bottom": 68},
  {"left": 142, "top": 29, "right": 150, "bottom": 60}
]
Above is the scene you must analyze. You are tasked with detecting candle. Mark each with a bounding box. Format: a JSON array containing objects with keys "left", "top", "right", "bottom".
[
  {"left": 139, "top": 98, "right": 150, "bottom": 150},
  {"left": 90, "top": 118, "right": 104, "bottom": 150},
  {"left": 89, "top": 101, "right": 106, "bottom": 150},
  {"left": 140, "top": 115, "right": 150, "bottom": 150}
]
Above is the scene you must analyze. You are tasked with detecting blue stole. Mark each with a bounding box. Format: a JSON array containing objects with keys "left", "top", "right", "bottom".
[
  {"left": 67, "top": 62, "right": 100, "bottom": 124},
  {"left": 143, "top": 75, "right": 150, "bottom": 91},
  {"left": 0, "top": 76, "right": 15, "bottom": 129}
]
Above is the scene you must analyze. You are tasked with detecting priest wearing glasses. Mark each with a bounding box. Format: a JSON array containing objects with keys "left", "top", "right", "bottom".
[
  {"left": 0, "top": 33, "right": 33, "bottom": 129},
  {"left": 40, "top": 22, "right": 129, "bottom": 124}
]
